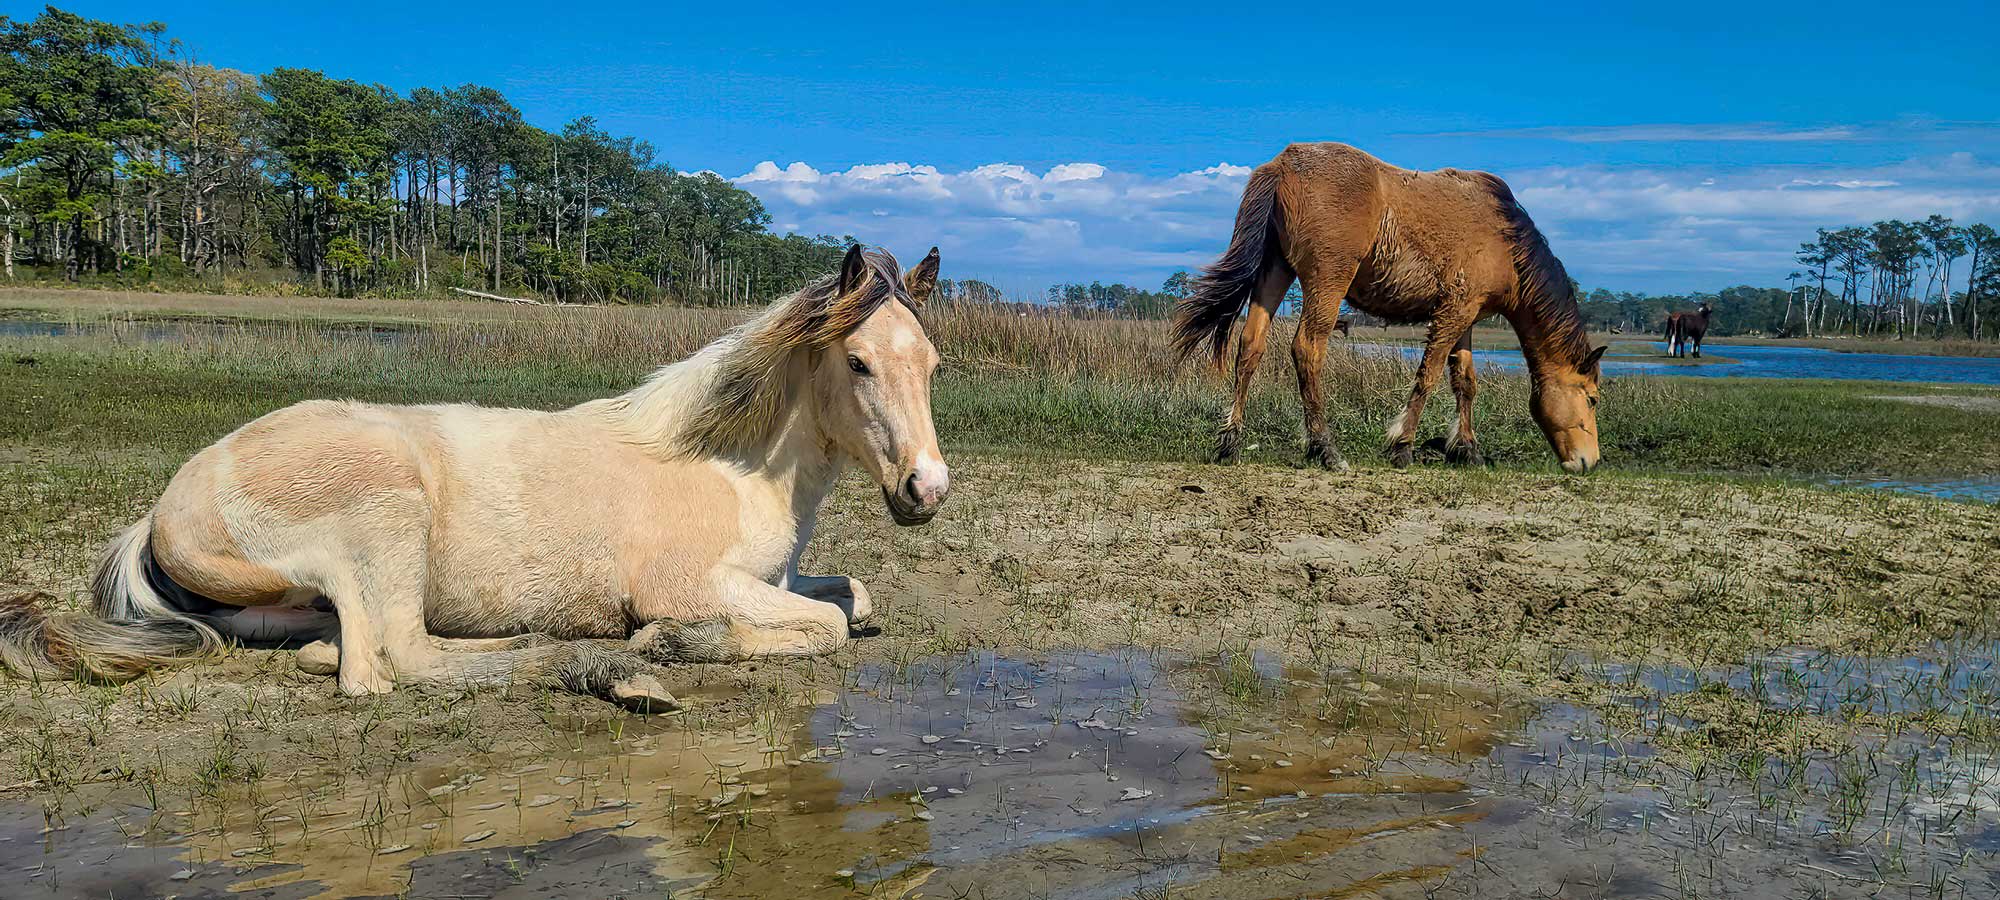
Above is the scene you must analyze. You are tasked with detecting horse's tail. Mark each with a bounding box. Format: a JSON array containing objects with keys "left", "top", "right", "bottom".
[
  {"left": 1172, "top": 166, "right": 1284, "bottom": 368},
  {"left": 0, "top": 515, "right": 225, "bottom": 683}
]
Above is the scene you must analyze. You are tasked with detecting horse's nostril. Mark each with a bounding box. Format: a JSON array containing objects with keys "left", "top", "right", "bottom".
[{"left": 902, "top": 473, "right": 921, "bottom": 503}]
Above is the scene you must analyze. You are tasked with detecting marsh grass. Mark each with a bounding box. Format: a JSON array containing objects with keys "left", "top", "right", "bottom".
[{"left": 4, "top": 297, "right": 1997, "bottom": 480}]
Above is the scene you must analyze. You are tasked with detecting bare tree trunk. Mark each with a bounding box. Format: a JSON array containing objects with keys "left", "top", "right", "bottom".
[
  {"left": 493, "top": 187, "right": 503, "bottom": 292},
  {"left": 1969, "top": 243, "right": 1983, "bottom": 342}
]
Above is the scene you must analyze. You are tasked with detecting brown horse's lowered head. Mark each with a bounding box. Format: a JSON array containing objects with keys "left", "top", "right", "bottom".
[{"left": 1529, "top": 344, "right": 1607, "bottom": 473}]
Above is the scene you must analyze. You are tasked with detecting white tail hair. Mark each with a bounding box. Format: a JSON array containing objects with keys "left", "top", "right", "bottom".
[{"left": 0, "top": 515, "right": 225, "bottom": 682}]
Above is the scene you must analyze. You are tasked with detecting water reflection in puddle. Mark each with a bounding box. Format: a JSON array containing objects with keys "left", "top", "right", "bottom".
[
  {"left": 13, "top": 647, "right": 2000, "bottom": 898},
  {"left": 6, "top": 650, "right": 1514, "bottom": 899}
]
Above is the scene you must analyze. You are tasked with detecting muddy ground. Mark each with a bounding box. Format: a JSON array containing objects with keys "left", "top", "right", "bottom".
[{"left": 4, "top": 457, "right": 1998, "bottom": 898}]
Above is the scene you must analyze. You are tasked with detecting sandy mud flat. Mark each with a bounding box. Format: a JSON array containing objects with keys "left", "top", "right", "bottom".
[{"left": 5, "top": 457, "right": 1998, "bottom": 898}]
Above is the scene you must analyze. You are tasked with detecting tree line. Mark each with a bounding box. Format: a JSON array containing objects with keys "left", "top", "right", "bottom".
[
  {"left": 1786, "top": 218, "right": 1997, "bottom": 341},
  {"left": 1566, "top": 220, "right": 2000, "bottom": 341},
  {"left": 1570, "top": 219, "right": 1998, "bottom": 341},
  {"left": 0, "top": 6, "right": 849, "bottom": 304}
]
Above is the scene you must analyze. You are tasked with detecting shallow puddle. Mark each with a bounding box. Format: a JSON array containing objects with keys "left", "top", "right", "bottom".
[
  {"left": 10, "top": 647, "right": 2000, "bottom": 898},
  {"left": 5, "top": 649, "right": 1520, "bottom": 899}
]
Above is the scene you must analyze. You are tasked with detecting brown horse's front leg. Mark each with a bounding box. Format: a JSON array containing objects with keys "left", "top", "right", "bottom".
[{"left": 1388, "top": 316, "right": 1471, "bottom": 467}]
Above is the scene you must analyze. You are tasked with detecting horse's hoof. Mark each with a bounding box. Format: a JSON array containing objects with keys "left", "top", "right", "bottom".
[
  {"left": 1388, "top": 444, "right": 1415, "bottom": 469},
  {"left": 609, "top": 672, "right": 679, "bottom": 714},
  {"left": 1213, "top": 430, "right": 1242, "bottom": 465},
  {"left": 296, "top": 640, "right": 339, "bottom": 676},
  {"left": 337, "top": 672, "right": 394, "bottom": 696},
  {"left": 1304, "top": 439, "right": 1349, "bottom": 472},
  {"left": 1445, "top": 442, "right": 1486, "bottom": 467}
]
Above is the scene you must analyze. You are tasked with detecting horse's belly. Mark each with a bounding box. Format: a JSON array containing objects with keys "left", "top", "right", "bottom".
[{"left": 422, "top": 533, "right": 631, "bottom": 640}]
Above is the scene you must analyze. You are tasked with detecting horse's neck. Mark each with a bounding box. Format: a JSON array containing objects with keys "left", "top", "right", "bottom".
[
  {"left": 1507, "top": 305, "right": 1587, "bottom": 382},
  {"left": 739, "top": 400, "right": 839, "bottom": 518},
  {"left": 592, "top": 348, "right": 839, "bottom": 521}
]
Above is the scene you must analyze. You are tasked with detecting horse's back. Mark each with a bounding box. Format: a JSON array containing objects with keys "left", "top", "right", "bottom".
[{"left": 1266, "top": 143, "right": 1516, "bottom": 315}]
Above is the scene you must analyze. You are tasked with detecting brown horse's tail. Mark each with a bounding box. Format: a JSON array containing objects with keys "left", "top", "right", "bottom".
[
  {"left": 1172, "top": 166, "right": 1284, "bottom": 368},
  {"left": 0, "top": 516, "right": 225, "bottom": 683}
]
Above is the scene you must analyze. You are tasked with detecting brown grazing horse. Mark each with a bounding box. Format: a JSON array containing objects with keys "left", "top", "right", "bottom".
[
  {"left": 1665, "top": 303, "right": 1712, "bottom": 358},
  {"left": 1172, "top": 143, "right": 1605, "bottom": 473}
]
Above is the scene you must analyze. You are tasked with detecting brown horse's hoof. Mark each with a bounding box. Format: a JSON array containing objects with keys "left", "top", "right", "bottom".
[
  {"left": 1444, "top": 441, "right": 1486, "bottom": 467},
  {"left": 1304, "top": 437, "right": 1350, "bottom": 472},
  {"left": 1214, "top": 429, "right": 1242, "bottom": 464},
  {"left": 1388, "top": 443, "right": 1415, "bottom": 469}
]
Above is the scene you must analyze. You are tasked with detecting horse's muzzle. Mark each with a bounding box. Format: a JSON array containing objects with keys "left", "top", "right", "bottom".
[{"left": 883, "top": 489, "right": 938, "bottom": 526}]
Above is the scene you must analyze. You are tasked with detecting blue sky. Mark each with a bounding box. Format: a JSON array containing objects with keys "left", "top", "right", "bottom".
[{"left": 36, "top": 0, "right": 2000, "bottom": 295}]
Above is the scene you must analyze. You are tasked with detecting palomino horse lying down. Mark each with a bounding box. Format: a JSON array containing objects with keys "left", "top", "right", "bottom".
[{"left": 0, "top": 245, "right": 948, "bottom": 709}]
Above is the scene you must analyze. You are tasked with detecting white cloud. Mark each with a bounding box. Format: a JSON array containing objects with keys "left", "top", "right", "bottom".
[
  {"left": 732, "top": 160, "right": 1256, "bottom": 293},
  {"left": 733, "top": 155, "right": 2000, "bottom": 295},
  {"left": 1044, "top": 162, "right": 1106, "bottom": 182},
  {"left": 1508, "top": 157, "right": 2000, "bottom": 287},
  {"left": 1784, "top": 178, "right": 1900, "bottom": 189}
]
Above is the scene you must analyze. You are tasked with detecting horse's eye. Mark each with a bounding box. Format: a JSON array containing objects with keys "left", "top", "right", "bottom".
[{"left": 847, "top": 355, "right": 870, "bottom": 375}]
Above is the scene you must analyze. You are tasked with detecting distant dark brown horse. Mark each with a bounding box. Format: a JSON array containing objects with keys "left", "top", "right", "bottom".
[
  {"left": 1665, "top": 303, "right": 1712, "bottom": 358},
  {"left": 1172, "top": 143, "right": 1605, "bottom": 473}
]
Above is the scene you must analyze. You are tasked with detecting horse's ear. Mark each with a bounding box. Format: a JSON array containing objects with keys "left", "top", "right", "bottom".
[
  {"left": 905, "top": 247, "right": 940, "bottom": 308},
  {"left": 837, "top": 243, "right": 868, "bottom": 295},
  {"left": 1583, "top": 345, "right": 1608, "bottom": 372}
]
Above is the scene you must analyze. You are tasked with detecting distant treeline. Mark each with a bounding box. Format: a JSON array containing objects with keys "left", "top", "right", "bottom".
[
  {"left": 1565, "top": 219, "right": 1998, "bottom": 340},
  {"left": 0, "top": 6, "right": 848, "bottom": 304}
]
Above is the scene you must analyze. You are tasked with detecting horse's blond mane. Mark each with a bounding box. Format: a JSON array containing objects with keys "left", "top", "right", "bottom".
[{"left": 596, "top": 249, "right": 913, "bottom": 459}]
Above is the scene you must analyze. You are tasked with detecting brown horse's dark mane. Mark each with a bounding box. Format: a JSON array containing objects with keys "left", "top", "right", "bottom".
[{"left": 1478, "top": 175, "right": 1594, "bottom": 371}]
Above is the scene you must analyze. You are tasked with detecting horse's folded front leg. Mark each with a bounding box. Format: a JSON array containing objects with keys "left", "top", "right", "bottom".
[
  {"left": 422, "top": 638, "right": 678, "bottom": 713},
  {"left": 630, "top": 568, "right": 851, "bottom": 664},
  {"left": 791, "top": 574, "right": 874, "bottom": 626}
]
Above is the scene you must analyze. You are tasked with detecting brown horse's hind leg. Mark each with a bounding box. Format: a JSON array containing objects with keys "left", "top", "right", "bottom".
[
  {"left": 1215, "top": 262, "right": 1295, "bottom": 463},
  {"left": 1294, "top": 265, "right": 1359, "bottom": 470},
  {"left": 1445, "top": 335, "right": 1485, "bottom": 466}
]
